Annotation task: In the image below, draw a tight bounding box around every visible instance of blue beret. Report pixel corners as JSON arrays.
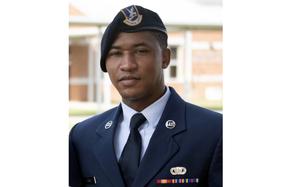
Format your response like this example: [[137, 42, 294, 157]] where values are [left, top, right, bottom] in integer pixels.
[[100, 5, 168, 72]]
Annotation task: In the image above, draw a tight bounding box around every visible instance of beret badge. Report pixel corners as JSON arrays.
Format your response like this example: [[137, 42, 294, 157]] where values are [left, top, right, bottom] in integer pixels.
[[121, 5, 143, 26]]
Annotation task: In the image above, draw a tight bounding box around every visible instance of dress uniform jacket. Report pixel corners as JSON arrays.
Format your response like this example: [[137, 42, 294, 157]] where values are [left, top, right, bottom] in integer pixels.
[[69, 87, 222, 187]]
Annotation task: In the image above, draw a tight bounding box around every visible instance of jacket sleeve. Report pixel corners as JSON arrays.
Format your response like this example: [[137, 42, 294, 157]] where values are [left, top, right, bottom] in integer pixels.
[[208, 136, 223, 187], [69, 125, 84, 187]]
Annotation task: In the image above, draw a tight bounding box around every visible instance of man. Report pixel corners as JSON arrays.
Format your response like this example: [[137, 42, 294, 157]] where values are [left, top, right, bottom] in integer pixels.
[[69, 5, 222, 187]]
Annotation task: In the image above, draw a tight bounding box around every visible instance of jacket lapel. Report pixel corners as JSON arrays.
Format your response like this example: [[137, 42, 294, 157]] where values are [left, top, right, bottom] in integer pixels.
[[133, 88, 187, 187], [93, 105, 125, 187]]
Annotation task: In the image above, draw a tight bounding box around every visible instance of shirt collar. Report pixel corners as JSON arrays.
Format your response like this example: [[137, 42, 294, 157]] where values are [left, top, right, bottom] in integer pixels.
[[121, 86, 170, 129]]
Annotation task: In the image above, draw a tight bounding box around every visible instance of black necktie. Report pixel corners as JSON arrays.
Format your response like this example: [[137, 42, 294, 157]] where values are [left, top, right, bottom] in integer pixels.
[[119, 113, 146, 187]]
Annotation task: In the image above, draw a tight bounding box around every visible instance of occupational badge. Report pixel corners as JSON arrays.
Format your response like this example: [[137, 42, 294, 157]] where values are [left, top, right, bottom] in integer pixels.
[[170, 166, 187, 175]]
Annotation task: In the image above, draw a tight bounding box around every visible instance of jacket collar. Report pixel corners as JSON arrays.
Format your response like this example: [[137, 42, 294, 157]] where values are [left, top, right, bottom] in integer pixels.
[[93, 87, 187, 187], [133, 87, 187, 187], [93, 105, 125, 187]]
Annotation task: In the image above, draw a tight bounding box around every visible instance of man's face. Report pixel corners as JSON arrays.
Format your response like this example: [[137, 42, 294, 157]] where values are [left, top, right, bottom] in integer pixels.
[[106, 31, 170, 108]]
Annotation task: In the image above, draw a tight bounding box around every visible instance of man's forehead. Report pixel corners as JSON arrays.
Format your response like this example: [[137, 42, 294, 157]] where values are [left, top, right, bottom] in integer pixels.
[[112, 32, 155, 45], [110, 43, 149, 50]]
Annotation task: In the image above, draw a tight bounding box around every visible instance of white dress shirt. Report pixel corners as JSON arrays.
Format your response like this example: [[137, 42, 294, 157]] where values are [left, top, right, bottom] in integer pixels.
[[114, 87, 171, 161]]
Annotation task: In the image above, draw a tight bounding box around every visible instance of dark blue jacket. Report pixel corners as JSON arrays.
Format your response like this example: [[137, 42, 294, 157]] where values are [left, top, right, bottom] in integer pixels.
[[69, 87, 222, 187]]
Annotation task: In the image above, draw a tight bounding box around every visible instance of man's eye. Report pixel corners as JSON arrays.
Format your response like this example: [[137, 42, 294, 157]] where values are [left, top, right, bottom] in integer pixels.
[[108, 51, 122, 57], [136, 49, 149, 54]]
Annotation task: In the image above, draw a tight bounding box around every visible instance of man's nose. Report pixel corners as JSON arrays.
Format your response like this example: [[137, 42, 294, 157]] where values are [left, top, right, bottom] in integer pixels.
[[120, 53, 137, 71]]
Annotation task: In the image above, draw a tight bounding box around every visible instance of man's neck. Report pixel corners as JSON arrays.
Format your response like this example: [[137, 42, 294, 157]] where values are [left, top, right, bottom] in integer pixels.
[[122, 86, 167, 112]]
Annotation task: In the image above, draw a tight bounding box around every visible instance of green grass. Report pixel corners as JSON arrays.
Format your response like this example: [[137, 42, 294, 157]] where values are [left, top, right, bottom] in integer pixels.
[[191, 99, 223, 111], [69, 109, 97, 116], [205, 105, 223, 111]]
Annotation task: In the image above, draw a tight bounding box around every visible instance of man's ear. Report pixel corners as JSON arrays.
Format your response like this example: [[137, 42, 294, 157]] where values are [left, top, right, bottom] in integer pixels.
[[162, 48, 171, 69]]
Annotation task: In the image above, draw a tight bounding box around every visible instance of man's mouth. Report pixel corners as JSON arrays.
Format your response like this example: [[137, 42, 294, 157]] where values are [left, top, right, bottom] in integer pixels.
[[119, 75, 140, 86], [119, 75, 140, 81]]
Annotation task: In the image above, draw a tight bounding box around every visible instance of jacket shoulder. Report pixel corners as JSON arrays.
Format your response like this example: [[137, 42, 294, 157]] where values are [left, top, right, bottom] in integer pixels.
[[185, 102, 222, 135], [186, 102, 222, 122], [70, 106, 118, 138]]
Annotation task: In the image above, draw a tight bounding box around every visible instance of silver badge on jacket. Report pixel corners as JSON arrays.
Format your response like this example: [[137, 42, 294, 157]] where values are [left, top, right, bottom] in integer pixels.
[[170, 166, 187, 175]]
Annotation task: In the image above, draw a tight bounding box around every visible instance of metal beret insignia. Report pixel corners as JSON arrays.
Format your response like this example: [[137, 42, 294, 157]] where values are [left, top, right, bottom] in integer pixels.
[[121, 5, 143, 26]]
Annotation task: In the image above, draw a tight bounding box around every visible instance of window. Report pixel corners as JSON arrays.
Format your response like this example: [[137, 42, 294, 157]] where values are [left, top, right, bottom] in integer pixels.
[[170, 66, 177, 78], [169, 46, 178, 78]]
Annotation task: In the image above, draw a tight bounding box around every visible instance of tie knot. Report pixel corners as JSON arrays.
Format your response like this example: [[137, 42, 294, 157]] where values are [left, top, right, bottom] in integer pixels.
[[130, 113, 146, 130]]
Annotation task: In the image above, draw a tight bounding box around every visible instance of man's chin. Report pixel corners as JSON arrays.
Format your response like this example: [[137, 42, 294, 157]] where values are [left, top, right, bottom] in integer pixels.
[[120, 90, 142, 101], [121, 95, 141, 102]]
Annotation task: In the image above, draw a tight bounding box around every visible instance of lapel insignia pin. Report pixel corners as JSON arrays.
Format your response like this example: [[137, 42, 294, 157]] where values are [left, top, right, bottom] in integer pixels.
[[104, 121, 113, 129], [170, 166, 187, 175], [165, 120, 176, 129], [121, 5, 143, 26]]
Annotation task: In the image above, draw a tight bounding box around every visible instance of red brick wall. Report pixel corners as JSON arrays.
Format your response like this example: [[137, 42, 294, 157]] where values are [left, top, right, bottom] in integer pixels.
[[69, 85, 87, 101], [69, 45, 88, 77], [69, 45, 88, 101], [192, 30, 222, 42]]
